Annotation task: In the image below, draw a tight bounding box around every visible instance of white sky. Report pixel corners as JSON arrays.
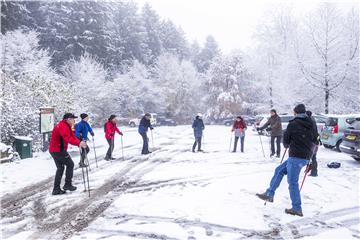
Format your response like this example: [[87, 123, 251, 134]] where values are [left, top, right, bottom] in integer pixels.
[[135, 0, 358, 53]]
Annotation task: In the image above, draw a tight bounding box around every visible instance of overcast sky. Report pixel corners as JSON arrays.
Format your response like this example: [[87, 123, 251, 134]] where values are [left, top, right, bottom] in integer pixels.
[[135, 0, 358, 53]]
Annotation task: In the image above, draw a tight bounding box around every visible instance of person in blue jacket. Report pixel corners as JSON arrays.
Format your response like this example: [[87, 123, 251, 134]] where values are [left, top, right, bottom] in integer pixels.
[[192, 113, 205, 152], [75, 113, 94, 167], [138, 113, 154, 155]]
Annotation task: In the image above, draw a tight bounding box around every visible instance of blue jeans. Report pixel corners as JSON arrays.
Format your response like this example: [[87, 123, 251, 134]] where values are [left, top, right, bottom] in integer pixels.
[[266, 157, 309, 211]]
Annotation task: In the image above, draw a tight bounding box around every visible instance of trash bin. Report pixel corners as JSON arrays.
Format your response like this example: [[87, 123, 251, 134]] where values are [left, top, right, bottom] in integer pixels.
[[14, 136, 33, 159]]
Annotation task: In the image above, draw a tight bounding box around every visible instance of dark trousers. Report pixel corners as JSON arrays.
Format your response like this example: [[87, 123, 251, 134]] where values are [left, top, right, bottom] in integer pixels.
[[234, 136, 245, 152], [106, 138, 114, 159], [51, 151, 74, 190], [80, 146, 90, 163], [140, 132, 149, 154], [310, 145, 318, 176], [192, 137, 202, 151], [271, 136, 281, 156]]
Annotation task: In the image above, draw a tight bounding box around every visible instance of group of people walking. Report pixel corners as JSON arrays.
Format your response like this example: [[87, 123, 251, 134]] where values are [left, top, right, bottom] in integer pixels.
[[49, 112, 153, 195], [48, 103, 320, 217]]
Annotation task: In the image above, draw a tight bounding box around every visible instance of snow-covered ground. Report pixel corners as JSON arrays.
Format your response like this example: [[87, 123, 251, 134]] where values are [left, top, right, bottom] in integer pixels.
[[1, 125, 359, 240]]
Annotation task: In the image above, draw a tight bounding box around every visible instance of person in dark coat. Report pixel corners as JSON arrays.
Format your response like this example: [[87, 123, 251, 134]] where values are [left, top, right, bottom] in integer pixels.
[[306, 110, 320, 177], [75, 113, 94, 167], [231, 116, 247, 152], [49, 113, 87, 195], [256, 104, 318, 217], [104, 115, 123, 160], [257, 109, 282, 158], [138, 113, 154, 155], [192, 113, 205, 152]]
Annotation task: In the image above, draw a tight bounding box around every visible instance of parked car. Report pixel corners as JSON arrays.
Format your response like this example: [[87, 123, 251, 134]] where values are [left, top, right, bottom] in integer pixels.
[[313, 114, 327, 133], [129, 113, 157, 127], [339, 118, 360, 161], [157, 116, 177, 126], [321, 114, 360, 152]]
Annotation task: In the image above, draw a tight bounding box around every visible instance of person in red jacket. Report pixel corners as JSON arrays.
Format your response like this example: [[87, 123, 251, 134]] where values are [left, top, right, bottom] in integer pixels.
[[231, 116, 247, 152], [49, 113, 87, 195], [104, 115, 123, 160]]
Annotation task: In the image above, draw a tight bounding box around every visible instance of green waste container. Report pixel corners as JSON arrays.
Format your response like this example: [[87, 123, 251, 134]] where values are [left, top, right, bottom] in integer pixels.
[[14, 136, 33, 159]]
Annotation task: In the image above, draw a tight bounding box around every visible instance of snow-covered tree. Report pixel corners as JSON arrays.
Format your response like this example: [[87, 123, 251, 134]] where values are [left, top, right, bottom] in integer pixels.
[[204, 51, 264, 119], [1, 30, 74, 147], [296, 3, 359, 113]]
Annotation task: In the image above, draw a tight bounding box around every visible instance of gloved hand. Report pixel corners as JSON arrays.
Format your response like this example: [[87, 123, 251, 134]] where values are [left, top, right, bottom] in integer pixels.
[[256, 127, 260, 131], [90, 132, 95, 137], [119, 132, 124, 136], [305, 163, 313, 173], [231, 128, 234, 132], [80, 141, 87, 148], [266, 127, 272, 132], [150, 127, 154, 130]]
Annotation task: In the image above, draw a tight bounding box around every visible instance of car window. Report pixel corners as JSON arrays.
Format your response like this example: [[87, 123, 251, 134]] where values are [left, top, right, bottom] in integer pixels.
[[348, 119, 360, 130], [325, 117, 338, 126], [280, 116, 293, 122], [314, 116, 326, 123]]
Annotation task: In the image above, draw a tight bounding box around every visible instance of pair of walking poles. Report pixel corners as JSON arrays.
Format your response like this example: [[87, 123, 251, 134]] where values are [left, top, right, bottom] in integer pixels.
[[79, 136, 99, 197], [258, 133, 311, 206]]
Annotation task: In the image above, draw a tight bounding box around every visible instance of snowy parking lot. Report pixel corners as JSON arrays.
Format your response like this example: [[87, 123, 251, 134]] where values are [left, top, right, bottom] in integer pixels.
[[1, 125, 359, 240]]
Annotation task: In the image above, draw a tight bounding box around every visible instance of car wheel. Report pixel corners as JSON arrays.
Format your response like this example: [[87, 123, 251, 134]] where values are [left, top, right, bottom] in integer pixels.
[[335, 140, 342, 152], [323, 144, 334, 149], [130, 122, 136, 127]]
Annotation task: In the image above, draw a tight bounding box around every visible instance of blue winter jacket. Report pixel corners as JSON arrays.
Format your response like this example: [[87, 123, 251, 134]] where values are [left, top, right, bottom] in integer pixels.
[[192, 118, 205, 138], [75, 120, 94, 141], [138, 116, 153, 134]]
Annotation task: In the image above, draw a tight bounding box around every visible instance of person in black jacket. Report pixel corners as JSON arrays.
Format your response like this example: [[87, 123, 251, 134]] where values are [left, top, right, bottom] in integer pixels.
[[256, 104, 317, 217], [306, 110, 320, 177]]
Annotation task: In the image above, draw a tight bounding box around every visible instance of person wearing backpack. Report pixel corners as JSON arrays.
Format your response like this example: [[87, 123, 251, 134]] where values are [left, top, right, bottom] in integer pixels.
[[231, 116, 247, 153], [75, 113, 94, 167], [104, 115, 123, 160], [256, 104, 318, 217]]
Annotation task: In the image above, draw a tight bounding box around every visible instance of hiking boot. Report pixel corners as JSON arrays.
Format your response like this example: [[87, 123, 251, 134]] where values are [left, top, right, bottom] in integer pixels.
[[285, 208, 303, 217], [192, 149, 196, 153], [52, 189, 66, 195], [256, 192, 273, 203], [104, 157, 110, 161], [309, 173, 318, 177], [270, 153, 275, 158], [110, 157, 116, 160], [79, 161, 88, 168], [198, 149, 204, 152], [276, 154, 280, 158], [232, 150, 236, 153], [63, 185, 77, 191]]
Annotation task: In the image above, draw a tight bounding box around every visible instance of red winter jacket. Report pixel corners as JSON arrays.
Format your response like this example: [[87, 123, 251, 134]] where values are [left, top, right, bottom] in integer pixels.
[[232, 120, 247, 130], [105, 121, 122, 140], [49, 120, 80, 153]]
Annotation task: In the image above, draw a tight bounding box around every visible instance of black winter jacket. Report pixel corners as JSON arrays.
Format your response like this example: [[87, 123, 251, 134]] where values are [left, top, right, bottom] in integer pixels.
[[283, 114, 318, 160]]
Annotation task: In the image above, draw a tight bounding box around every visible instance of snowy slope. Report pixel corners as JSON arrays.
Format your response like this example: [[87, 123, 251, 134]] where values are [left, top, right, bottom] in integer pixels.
[[1, 125, 359, 240]]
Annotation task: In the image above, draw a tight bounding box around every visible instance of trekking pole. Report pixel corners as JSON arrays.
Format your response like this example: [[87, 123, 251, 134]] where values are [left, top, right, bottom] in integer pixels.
[[151, 129, 155, 149], [79, 148, 87, 192], [229, 133, 233, 152], [92, 137, 98, 168], [300, 164, 311, 192], [84, 148, 91, 197], [280, 148, 288, 164], [258, 133, 265, 158], [121, 135, 125, 160]]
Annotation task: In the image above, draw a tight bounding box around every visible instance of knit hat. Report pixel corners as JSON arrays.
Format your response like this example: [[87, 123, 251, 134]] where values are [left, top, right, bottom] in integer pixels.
[[108, 114, 117, 121], [63, 113, 78, 119], [294, 104, 306, 114], [80, 113, 88, 119]]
